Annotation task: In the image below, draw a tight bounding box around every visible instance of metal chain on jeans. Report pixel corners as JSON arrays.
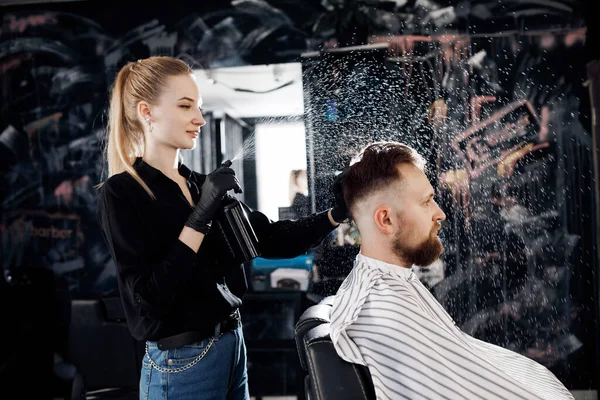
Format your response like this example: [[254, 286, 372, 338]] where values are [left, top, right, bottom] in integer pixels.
[[145, 336, 215, 373]]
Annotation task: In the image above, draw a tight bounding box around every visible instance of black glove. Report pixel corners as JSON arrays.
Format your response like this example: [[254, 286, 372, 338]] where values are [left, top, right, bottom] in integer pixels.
[[330, 167, 351, 223], [185, 161, 243, 234]]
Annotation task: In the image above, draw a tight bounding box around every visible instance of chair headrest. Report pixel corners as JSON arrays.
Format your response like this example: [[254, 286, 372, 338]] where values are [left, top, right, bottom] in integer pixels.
[[303, 323, 331, 345], [295, 304, 332, 370], [321, 295, 336, 306], [304, 323, 376, 400]]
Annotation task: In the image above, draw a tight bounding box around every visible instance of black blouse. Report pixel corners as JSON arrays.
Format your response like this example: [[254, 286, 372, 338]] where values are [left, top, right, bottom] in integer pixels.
[[96, 158, 335, 341]]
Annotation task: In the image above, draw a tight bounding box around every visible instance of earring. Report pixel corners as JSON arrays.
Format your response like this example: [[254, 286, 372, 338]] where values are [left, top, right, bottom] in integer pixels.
[[145, 118, 154, 132]]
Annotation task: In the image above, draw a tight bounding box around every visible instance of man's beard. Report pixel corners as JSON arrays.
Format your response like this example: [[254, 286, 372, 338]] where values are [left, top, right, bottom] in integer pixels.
[[392, 226, 443, 267]]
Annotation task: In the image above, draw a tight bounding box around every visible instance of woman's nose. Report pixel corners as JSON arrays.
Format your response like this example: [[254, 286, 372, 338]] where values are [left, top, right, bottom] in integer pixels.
[[193, 114, 206, 127]]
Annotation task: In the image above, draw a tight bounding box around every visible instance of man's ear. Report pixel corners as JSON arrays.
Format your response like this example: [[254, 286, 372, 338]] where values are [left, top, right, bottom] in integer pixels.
[[373, 205, 394, 235]]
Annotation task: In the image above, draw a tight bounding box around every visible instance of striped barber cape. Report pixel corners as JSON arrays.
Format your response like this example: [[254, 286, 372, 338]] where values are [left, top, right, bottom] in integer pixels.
[[330, 253, 573, 400]]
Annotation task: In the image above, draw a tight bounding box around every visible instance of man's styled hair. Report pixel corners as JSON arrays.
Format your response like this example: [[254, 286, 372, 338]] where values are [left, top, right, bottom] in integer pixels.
[[342, 141, 425, 215]]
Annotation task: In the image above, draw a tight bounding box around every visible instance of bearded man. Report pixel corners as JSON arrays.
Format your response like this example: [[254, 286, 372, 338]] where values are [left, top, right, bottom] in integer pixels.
[[329, 141, 573, 400]]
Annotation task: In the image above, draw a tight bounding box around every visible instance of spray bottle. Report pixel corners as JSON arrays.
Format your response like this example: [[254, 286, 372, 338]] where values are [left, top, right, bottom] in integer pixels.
[[213, 160, 261, 264]]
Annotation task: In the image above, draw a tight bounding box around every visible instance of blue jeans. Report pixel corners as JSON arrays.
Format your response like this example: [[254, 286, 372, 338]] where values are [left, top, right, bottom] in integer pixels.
[[140, 327, 249, 400]]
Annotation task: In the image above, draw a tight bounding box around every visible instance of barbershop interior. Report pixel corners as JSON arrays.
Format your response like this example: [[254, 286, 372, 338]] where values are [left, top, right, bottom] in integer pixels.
[[1, 0, 599, 399]]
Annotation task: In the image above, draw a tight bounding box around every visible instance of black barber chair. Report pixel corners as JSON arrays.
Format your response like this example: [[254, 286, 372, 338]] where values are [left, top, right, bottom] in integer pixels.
[[294, 296, 376, 400], [67, 296, 142, 399]]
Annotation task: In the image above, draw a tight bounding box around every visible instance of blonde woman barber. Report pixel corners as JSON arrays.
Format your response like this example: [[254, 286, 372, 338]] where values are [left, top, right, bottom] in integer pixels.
[[96, 56, 348, 400]]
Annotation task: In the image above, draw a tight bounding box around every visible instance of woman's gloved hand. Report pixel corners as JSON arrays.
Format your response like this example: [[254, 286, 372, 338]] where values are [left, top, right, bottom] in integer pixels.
[[185, 161, 242, 234], [330, 167, 351, 223]]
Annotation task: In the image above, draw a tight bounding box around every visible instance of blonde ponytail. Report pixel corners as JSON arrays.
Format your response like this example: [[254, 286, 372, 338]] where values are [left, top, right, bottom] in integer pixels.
[[105, 65, 155, 198]]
